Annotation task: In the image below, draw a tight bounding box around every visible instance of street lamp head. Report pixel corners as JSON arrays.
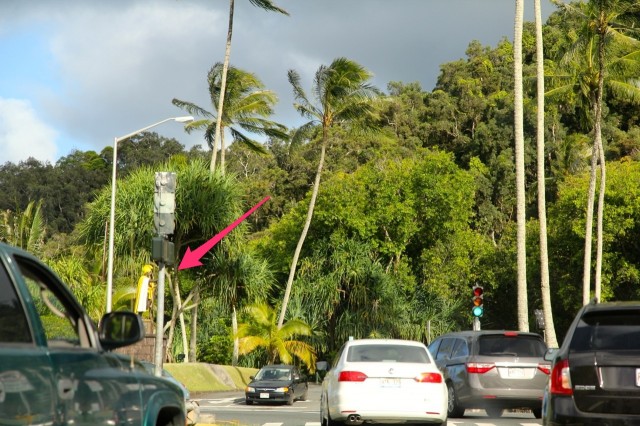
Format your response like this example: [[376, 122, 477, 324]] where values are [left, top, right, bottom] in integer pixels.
[[174, 116, 194, 123]]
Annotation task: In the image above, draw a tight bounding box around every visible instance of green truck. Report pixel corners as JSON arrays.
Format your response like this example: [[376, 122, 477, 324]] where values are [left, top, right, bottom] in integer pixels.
[[0, 242, 185, 426]]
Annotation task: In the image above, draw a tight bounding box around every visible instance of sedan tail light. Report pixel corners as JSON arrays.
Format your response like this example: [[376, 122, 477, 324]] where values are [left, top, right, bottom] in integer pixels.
[[415, 372, 443, 383], [466, 362, 495, 374], [549, 359, 573, 395], [338, 371, 368, 382], [537, 363, 551, 375]]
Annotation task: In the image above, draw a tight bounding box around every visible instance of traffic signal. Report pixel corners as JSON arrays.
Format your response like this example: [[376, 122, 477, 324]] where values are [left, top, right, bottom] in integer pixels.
[[472, 284, 484, 317], [154, 172, 176, 236]]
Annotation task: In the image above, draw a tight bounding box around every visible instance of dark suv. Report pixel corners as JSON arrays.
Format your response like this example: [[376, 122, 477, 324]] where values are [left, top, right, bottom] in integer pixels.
[[429, 330, 549, 418], [0, 242, 185, 425], [543, 301, 640, 425]]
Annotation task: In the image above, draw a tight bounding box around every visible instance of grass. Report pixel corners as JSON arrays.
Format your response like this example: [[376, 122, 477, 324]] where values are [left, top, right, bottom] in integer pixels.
[[164, 363, 258, 393]]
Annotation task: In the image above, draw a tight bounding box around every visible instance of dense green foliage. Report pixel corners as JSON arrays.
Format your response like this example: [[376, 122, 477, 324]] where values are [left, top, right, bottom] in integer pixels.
[[2, 3, 640, 364]]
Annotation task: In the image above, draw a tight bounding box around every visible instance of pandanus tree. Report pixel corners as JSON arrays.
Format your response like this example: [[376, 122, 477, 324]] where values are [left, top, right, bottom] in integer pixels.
[[203, 245, 273, 366], [278, 58, 379, 328]]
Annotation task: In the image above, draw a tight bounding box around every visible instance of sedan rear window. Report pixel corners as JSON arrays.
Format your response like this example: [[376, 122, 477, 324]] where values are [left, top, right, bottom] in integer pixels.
[[570, 311, 640, 351], [478, 335, 546, 357], [347, 344, 431, 363]]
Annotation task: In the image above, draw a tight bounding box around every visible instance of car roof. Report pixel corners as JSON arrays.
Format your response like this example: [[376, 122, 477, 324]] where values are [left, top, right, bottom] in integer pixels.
[[433, 330, 544, 339], [344, 338, 426, 347], [261, 364, 295, 369], [582, 301, 640, 312]]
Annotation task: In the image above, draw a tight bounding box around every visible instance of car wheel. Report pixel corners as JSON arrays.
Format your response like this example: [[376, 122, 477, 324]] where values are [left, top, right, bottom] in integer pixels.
[[321, 395, 340, 426], [446, 382, 465, 418], [299, 387, 308, 401], [286, 393, 294, 405], [532, 407, 542, 419], [245, 399, 253, 405], [326, 412, 340, 426], [485, 407, 503, 418]]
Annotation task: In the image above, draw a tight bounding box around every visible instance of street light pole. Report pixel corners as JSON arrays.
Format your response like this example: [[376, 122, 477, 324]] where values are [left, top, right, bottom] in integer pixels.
[[105, 116, 193, 313]]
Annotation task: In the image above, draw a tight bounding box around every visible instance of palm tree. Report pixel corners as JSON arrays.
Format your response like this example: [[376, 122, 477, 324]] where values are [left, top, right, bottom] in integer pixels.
[[0, 200, 46, 253], [278, 58, 379, 328], [237, 303, 316, 370], [211, 0, 289, 173], [534, 0, 558, 347], [514, 0, 529, 332], [548, 0, 640, 303], [204, 246, 273, 366], [173, 63, 287, 173]]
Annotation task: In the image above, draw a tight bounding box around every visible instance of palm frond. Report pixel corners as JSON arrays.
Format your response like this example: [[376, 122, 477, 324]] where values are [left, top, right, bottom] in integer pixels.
[[228, 127, 268, 154], [248, 0, 289, 15], [171, 98, 213, 118]]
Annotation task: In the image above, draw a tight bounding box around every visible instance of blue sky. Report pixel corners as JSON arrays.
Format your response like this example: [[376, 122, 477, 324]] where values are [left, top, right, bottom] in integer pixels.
[[0, 0, 557, 165]]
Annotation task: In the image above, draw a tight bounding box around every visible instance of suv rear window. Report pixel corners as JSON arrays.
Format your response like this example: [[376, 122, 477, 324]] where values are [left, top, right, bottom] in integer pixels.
[[570, 310, 640, 351], [347, 344, 431, 363], [478, 335, 546, 357]]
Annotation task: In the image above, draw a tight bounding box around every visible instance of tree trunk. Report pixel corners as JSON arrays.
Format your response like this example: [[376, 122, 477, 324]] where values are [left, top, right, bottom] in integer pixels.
[[211, 0, 234, 173], [594, 31, 607, 302], [278, 126, 328, 328], [514, 0, 529, 332], [189, 286, 199, 362], [165, 272, 189, 362], [166, 272, 178, 362], [582, 100, 599, 305], [232, 305, 239, 366], [534, 0, 558, 347], [220, 128, 226, 174]]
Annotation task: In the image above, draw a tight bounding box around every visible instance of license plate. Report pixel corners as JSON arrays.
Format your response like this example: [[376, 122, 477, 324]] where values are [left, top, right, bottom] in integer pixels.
[[260, 392, 270, 398], [636, 369, 640, 386], [381, 378, 400, 388], [508, 368, 525, 378]]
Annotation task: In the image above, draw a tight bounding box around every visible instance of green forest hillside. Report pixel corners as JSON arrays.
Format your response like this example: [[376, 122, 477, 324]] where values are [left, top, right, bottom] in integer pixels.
[[1, 3, 640, 368]]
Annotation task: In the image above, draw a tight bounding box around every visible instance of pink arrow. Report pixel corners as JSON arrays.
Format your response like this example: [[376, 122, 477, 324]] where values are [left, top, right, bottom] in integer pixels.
[[178, 196, 270, 270]]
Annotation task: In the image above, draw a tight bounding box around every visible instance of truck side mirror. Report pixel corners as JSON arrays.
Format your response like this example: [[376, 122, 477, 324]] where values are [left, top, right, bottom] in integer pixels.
[[99, 311, 144, 350]]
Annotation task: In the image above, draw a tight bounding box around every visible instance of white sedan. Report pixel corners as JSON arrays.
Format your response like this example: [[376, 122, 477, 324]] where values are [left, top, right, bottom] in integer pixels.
[[320, 338, 448, 425]]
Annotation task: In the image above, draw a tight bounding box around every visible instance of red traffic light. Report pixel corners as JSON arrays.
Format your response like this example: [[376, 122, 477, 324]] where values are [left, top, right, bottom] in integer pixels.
[[473, 285, 484, 297]]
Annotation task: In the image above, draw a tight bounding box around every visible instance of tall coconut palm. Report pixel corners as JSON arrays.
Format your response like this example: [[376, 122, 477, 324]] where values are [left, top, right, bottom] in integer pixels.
[[514, 0, 529, 332], [535, 0, 558, 347], [237, 303, 316, 370], [278, 58, 379, 328], [210, 0, 289, 173], [549, 0, 640, 303], [173, 63, 288, 173]]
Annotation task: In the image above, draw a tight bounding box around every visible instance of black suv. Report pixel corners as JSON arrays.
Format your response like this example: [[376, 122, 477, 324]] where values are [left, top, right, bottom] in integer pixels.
[[543, 301, 640, 425], [429, 330, 549, 418]]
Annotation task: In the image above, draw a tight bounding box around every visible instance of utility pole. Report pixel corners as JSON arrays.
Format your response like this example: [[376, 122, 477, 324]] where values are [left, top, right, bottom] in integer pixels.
[[152, 172, 176, 377]]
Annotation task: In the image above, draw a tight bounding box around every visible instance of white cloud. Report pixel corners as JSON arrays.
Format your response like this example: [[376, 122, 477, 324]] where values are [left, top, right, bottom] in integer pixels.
[[0, 98, 58, 164], [38, 2, 223, 151], [1, 0, 559, 163]]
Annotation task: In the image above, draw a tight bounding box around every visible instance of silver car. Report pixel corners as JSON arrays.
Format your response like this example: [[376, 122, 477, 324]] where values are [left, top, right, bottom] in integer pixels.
[[428, 330, 550, 419]]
